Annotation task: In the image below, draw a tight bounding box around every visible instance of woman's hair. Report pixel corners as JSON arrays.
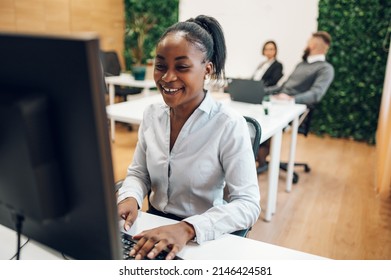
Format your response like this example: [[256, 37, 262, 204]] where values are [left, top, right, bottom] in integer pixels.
[[158, 15, 226, 81], [262, 40, 278, 56]]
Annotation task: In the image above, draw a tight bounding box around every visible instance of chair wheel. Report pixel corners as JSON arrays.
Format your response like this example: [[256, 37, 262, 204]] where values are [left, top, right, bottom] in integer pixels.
[[304, 165, 311, 172], [293, 173, 299, 184]]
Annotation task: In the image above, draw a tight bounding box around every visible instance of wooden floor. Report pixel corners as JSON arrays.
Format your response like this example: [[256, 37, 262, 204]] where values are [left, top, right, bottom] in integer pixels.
[[110, 122, 391, 260]]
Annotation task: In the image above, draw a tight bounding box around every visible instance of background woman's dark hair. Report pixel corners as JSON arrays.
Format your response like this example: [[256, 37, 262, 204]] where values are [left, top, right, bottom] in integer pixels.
[[158, 15, 226, 81], [262, 40, 278, 56]]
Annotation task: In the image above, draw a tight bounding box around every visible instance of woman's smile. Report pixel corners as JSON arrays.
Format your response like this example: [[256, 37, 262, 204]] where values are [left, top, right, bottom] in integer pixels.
[[161, 85, 183, 96]]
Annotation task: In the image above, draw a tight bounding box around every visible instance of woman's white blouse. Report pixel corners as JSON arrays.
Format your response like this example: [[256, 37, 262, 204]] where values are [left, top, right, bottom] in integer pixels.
[[117, 92, 261, 244]]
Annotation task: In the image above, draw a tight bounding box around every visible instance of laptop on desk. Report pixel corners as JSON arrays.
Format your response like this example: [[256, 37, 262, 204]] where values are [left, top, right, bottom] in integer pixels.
[[227, 78, 267, 104]]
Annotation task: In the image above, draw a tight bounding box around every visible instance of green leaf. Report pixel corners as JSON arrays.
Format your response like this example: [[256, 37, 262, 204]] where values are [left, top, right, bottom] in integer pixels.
[[314, 0, 390, 144]]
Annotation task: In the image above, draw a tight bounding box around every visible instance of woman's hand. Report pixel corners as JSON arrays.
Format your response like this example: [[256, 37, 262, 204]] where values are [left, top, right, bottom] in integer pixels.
[[117, 197, 139, 231], [130, 221, 195, 260]]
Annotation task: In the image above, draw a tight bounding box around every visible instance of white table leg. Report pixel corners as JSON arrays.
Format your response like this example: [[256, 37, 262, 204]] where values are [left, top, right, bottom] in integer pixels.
[[109, 83, 115, 142], [286, 116, 299, 192], [264, 130, 282, 222], [142, 86, 150, 96], [109, 83, 115, 105]]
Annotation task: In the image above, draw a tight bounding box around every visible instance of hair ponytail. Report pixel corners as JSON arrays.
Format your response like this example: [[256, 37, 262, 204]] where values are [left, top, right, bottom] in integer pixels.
[[158, 15, 227, 81]]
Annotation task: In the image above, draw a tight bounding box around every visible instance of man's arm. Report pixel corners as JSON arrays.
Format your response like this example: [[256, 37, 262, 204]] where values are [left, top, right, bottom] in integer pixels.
[[293, 64, 334, 105]]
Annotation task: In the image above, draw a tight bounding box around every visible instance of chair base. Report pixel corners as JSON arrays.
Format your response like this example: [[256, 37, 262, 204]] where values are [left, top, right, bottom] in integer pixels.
[[257, 161, 311, 184], [279, 162, 311, 184]]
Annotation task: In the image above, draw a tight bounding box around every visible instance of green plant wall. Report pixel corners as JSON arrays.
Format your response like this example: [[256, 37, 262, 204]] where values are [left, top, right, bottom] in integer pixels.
[[315, 0, 391, 144], [124, 0, 179, 68]]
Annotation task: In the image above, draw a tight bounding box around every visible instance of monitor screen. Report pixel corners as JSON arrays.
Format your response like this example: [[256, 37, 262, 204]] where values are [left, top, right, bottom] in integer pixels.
[[0, 32, 121, 259]]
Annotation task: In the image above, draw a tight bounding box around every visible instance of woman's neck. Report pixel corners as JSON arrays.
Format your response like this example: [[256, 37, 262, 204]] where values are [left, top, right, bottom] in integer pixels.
[[170, 90, 207, 121]]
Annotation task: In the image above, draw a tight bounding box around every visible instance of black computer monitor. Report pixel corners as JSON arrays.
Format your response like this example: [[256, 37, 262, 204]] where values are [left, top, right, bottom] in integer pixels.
[[0, 32, 121, 259]]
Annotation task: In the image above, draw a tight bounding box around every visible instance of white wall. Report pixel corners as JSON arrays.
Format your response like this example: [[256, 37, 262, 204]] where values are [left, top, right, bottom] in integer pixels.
[[179, 0, 319, 82]]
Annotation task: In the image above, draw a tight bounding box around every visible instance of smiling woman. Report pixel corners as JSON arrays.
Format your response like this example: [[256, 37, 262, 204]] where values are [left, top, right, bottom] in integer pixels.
[[154, 33, 213, 120], [116, 15, 261, 260]]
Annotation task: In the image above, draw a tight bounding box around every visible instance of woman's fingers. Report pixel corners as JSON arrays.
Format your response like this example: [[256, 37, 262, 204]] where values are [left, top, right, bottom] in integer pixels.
[[129, 223, 190, 259], [133, 237, 157, 260], [165, 244, 180, 260], [124, 215, 134, 231]]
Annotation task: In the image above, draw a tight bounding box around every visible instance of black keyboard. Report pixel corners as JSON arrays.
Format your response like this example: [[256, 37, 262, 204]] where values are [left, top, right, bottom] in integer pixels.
[[121, 232, 182, 260]]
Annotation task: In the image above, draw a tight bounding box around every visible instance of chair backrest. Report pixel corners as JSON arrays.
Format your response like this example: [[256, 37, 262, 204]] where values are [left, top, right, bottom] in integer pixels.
[[298, 105, 316, 137], [222, 116, 261, 238], [100, 50, 122, 77], [243, 116, 262, 159]]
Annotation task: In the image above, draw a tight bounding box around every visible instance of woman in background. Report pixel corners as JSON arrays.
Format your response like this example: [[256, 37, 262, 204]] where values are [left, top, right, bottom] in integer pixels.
[[252, 40, 283, 87]]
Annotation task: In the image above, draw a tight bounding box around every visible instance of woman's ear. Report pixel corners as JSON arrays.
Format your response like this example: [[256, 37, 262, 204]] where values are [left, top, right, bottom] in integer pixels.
[[205, 61, 213, 79]]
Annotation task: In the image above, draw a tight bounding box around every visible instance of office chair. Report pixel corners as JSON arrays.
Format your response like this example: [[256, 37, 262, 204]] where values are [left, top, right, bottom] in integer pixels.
[[114, 116, 262, 238], [100, 50, 142, 101], [243, 116, 262, 159], [279, 105, 315, 184], [230, 116, 261, 237]]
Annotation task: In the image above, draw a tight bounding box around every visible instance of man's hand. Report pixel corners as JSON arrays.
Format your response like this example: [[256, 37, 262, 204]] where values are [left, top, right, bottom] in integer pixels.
[[272, 93, 294, 101]]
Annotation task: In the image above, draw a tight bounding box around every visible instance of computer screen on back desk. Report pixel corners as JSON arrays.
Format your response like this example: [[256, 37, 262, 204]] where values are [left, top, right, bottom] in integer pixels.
[[0, 32, 121, 259]]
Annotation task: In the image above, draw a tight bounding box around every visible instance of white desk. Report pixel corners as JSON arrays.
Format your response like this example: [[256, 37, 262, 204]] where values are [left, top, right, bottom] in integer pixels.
[[105, 74, 156, 105], [105, 75, 156, 137], [107, 93, 306, 222], [0, 212, 324, 260], [0, 224, 66, 260]]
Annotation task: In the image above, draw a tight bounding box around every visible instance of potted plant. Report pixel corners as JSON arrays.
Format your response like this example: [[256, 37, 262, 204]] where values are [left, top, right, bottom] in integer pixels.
[[124, 0, 179, 80], [125, 12, 155, 80]]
